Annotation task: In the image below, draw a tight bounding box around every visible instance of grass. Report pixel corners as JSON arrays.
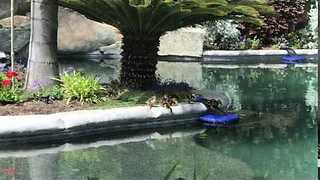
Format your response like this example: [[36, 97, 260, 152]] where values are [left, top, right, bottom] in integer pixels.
[[91, 90, 154, 109]]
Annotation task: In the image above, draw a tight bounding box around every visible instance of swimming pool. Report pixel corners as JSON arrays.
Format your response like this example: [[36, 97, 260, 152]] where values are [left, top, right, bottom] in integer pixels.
[[0, 60, 317, 180]]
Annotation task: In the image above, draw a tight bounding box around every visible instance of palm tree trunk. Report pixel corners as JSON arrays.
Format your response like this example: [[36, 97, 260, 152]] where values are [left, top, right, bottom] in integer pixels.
[[120, 35, 160, 89], [25, 0, 59, 91]]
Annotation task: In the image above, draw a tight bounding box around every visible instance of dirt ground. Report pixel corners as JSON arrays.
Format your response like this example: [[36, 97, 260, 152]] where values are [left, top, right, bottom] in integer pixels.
[[0, 101, 91, 116]]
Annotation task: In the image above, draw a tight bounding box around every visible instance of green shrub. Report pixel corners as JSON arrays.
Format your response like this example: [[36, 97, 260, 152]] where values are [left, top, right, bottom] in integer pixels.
[[55, 72, 104, 104], [32, 85, 63, 102], [202, 20, 242, 50], [238, 0, 310, 46], [250, 37, 262, 50], [238, 37, 262, 50], [0, 88, 23, 104]]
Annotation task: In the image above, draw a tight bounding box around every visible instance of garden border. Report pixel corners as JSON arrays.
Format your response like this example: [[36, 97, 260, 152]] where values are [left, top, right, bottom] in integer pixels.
[[0, 103, 207, 146]]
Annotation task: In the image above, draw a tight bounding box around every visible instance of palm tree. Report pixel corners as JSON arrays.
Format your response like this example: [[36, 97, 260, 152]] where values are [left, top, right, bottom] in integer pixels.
[[59, 0, 272, 90], [25, 0, 59, 90]]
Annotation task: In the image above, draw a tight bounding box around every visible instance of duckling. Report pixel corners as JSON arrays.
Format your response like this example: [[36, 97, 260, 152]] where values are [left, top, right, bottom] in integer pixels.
[[203, 98, 225, 114], [160, 95, 178, 113], [146, 96, 158, 109]]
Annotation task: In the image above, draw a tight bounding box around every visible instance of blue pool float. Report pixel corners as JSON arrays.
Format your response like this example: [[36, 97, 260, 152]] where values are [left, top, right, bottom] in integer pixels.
[[199, 113, 239, 126], [281, 55, 305, 64]]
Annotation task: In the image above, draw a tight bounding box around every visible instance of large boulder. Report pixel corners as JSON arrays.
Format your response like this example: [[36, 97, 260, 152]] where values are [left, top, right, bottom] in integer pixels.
[[0, 16, 30, 53], [0, 0, 30, 19], [0, 7, 122, 54], [57, 7, 122, 53]]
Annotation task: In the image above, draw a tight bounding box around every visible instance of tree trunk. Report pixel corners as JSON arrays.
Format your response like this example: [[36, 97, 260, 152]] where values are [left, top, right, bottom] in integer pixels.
[[120, 35, 160, 90], [25, 0, 59, 90]]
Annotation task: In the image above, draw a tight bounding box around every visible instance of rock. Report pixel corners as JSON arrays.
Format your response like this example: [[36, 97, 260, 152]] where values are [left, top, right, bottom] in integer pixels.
[[98, 41, 122, 55], [0, 15, 30, 28], [0, 24, 30, 53], [0, 52, 7, 59], [0, 0, 29, 19], [57, 7, 122, 53], [0, 8, 122, 55], [0, 63, 5, 72], [0, 0, 21, 20], [158, 27, 206, 57]]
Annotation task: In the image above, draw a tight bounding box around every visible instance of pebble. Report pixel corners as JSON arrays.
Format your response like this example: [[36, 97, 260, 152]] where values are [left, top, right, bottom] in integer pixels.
[[0, 51, 7, 59]]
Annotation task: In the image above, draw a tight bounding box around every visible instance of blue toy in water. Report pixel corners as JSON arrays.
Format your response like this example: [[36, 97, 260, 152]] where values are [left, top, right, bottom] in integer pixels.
[[280, 47, 305, 64], [199, 113, 239, 127], [281, 55, 305, 64]]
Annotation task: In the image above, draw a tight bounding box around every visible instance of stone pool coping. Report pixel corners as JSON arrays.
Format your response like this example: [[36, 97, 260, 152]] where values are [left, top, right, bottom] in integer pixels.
[[203, 49, 317, 56], [0, 103, 207, 145], [202, 49, 318, 62], [155, 49, 318, 62]]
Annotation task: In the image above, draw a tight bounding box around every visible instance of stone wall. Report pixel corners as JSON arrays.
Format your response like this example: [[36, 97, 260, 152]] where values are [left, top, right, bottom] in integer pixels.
[[158, 27, 206, 57]]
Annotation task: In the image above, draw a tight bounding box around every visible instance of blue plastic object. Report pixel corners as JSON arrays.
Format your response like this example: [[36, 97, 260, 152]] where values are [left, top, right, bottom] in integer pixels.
[[199, 113, 239, 125], [281, 55, 305, 64]]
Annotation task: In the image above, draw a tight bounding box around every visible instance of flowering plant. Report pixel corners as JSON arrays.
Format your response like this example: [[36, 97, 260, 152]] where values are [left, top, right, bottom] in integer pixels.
[[0, 70, 23, 104]]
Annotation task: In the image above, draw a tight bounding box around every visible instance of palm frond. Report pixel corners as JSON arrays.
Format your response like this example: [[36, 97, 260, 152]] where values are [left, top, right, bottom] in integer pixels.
[[59, 0, 273, 36]]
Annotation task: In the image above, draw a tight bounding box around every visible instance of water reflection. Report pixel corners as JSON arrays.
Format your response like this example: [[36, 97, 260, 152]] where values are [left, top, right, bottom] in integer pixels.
[[0, 61, 317, 180]]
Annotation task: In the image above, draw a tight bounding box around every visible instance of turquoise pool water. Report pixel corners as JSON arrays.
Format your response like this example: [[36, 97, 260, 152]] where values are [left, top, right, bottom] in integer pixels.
[[0, 61, 317, 180]]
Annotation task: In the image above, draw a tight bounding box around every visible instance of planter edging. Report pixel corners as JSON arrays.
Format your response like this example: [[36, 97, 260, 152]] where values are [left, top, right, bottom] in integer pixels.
[[0, 103, 207, 145]]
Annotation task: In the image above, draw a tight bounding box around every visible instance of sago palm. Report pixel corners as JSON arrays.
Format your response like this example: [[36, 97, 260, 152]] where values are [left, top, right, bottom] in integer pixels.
[[59, 0, 273, 89]]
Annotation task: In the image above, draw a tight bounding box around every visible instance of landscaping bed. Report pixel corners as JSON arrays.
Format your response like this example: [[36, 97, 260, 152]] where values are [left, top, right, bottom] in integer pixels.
[[0, 101, 90, 116]]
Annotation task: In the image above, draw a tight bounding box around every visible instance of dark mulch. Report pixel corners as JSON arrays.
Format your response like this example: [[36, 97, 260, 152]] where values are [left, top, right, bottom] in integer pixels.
[[0, 101, 91, 116]]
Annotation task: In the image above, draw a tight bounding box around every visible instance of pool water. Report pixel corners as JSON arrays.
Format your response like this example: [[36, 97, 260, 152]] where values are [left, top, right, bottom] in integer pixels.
[[0, 61, 317, 180]]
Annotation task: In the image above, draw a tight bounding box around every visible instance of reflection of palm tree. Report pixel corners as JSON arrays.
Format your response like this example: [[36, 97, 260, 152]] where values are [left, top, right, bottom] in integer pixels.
[[59, 0, 272, 89]]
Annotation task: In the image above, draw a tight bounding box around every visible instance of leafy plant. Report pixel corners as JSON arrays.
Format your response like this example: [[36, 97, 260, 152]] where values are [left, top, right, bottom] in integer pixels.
[[250, 36, 262, 49], [0, 71, 24, 104], [201, 20, 242, 50], [237, 36, 262, 50], [32, 85, 64, 103], [55, 72, 104, 104], [238, 0, 310, 46]]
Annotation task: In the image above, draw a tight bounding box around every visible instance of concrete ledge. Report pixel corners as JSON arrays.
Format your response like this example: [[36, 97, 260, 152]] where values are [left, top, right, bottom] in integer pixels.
[[203, 49, 318, 63], [158, 55, 202, 62], [203, 49, 318, 56], [0, 103, 207, 145]]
